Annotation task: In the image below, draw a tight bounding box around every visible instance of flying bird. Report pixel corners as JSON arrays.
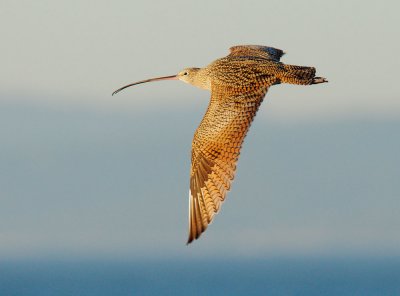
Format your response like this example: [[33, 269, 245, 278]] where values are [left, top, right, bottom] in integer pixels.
[[112, 45, 327, 244]]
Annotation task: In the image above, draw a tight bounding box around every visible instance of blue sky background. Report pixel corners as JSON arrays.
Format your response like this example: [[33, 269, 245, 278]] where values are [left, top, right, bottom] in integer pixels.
[[1, 0, 399, 260]]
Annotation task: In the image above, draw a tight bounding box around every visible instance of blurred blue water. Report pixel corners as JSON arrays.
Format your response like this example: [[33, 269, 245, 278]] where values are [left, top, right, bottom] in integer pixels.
[[1, 257, 399, 296]]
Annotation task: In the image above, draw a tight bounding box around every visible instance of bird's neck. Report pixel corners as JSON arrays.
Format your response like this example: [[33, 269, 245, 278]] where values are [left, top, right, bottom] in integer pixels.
[[191, 68, 211, 90]]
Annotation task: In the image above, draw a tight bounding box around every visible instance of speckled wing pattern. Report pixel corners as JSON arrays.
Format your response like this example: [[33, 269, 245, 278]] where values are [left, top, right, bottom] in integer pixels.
[[188, 85, 269, 243]]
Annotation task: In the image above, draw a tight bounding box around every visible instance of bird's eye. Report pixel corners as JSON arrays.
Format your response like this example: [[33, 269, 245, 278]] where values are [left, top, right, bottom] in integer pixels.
[[183, 72, 188, 76]]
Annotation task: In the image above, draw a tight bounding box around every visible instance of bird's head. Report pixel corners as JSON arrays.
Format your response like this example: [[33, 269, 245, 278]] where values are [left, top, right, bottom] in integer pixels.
[[176, 68, 201, 84], [177, 67, 210, 90]]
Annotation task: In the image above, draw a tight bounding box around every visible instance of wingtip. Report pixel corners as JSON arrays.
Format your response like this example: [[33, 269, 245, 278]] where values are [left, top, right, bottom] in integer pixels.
[[186, 234, 198, 245]]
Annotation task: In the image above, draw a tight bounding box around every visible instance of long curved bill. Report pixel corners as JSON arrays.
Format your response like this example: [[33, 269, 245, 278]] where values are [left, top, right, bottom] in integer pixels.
[[112, 75, 178, 96]]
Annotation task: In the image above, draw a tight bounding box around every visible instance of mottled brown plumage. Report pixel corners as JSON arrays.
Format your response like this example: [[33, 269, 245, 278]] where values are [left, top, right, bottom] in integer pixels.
[[112, 45, 327, 244]]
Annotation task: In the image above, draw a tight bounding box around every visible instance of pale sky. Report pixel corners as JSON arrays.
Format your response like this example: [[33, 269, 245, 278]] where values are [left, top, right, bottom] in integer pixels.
[[0, 0, 399, 259], [2, 0, 400, 119]]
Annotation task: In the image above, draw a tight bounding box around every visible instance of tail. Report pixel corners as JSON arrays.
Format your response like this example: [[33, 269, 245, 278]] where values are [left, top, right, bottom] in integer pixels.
[[279, 65, 328, 85]]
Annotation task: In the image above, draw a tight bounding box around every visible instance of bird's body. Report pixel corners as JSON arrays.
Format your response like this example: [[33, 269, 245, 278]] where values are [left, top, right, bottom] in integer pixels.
[[112, 45, 327, 244]]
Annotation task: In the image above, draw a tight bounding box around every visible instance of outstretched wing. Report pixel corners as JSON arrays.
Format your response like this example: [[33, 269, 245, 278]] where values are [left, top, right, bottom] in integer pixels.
[[188, 85, 269, 243], [229, 45, 285, 62]]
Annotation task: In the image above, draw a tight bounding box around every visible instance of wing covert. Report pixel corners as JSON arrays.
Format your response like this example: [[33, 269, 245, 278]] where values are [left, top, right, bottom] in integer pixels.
[[229, 45, 285, 61]]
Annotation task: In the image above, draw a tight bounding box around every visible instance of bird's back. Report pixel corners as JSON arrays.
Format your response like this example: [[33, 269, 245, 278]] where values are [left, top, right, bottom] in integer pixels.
[[207, 56, 284, 89]]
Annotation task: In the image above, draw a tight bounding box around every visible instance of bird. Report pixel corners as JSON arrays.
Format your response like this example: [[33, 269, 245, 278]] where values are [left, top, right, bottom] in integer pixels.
[[112, 45, 327, 244]]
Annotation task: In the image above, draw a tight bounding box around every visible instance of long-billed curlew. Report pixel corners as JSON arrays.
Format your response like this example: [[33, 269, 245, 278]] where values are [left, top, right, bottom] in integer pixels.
[[112, 45, 327, 244]]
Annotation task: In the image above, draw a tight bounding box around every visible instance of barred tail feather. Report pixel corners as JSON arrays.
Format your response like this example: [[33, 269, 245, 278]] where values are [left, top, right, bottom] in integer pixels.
[[280, 65, 327, 85]]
